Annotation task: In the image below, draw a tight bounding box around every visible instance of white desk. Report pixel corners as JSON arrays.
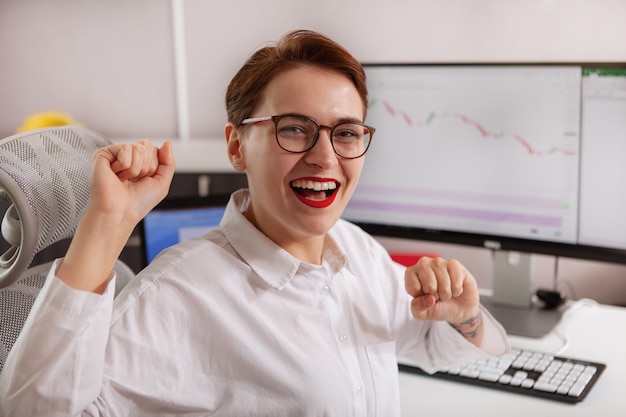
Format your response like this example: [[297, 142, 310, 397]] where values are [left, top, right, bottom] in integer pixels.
[[399, 302, 626, 417]]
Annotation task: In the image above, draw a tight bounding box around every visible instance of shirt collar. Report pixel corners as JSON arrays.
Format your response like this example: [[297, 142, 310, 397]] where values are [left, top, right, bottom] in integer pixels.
[[221, 189, 346, 290]]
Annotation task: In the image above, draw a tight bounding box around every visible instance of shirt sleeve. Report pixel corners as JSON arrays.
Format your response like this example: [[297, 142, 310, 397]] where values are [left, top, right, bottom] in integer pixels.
[[0, 259, 116, 417], [397, 304, 510, 374]]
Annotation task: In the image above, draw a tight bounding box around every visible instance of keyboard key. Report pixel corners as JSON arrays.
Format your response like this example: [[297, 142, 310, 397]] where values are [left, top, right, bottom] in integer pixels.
[[513, 370, 528, 380], [556, 385, 570, 395], [534, 381, 558, 392], [478, 370, 502, 382], [498, 374, 512, 384], [569, 382, 587, 397], [460, 369, 480, 379]]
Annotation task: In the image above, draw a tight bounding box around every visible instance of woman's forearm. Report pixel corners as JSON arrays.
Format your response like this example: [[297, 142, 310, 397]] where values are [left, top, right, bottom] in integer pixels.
[[56, 210, 136, 294]]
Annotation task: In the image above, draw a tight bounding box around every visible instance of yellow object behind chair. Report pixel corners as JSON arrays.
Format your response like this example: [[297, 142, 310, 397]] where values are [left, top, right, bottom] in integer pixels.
[[15, 111, 82, 133]]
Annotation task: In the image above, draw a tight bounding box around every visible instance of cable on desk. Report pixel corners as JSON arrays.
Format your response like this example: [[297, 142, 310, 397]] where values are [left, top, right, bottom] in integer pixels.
[[551, 298, 599, 355]]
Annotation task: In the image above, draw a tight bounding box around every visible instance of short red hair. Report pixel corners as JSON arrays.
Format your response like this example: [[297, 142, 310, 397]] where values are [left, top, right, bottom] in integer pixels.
[[225, 30, 368, 126]]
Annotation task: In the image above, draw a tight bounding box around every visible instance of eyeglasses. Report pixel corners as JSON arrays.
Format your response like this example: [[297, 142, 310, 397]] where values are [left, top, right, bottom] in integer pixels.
[[240, 113, 375, 159]]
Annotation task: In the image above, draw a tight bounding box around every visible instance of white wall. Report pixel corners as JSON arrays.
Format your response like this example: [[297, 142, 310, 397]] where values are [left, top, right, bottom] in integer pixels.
[[185, 0, 626, 139], [1, 0, 625, 304], [0, 0, 178, 139], [2, 0, 625, 139]]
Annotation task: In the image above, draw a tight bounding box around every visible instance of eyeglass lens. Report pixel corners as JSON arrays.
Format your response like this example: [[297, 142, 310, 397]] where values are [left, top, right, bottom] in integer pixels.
[[275, 115, 372, 158]]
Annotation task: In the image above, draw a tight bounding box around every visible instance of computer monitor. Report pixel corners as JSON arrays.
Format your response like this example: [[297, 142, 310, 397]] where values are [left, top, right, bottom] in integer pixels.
[[139, 194, 230, 266], [343, 63, 626, 337]]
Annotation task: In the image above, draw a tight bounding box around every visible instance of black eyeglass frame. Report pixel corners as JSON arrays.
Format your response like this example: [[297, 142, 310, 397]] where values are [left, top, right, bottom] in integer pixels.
[[240, 113, 375, 159]]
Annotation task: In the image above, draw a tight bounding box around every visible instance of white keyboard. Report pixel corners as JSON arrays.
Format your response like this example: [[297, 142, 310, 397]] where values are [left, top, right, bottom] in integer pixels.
[[399, 347, 606, 404]]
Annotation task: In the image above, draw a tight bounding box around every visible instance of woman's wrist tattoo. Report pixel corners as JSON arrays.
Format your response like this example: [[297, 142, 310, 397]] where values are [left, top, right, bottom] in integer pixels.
[[448, 310, 483, 339]]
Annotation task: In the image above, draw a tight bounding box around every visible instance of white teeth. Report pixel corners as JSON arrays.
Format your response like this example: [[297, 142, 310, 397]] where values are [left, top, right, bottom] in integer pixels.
[[291, 179, 337, 191]]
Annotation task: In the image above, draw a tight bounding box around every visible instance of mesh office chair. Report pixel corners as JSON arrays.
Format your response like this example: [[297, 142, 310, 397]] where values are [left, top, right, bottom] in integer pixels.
[[0, 126, 135, 373]]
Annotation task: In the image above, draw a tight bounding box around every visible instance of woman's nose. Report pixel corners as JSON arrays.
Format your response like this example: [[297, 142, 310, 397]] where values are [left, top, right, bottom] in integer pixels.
[[304, 128, 338, 167]]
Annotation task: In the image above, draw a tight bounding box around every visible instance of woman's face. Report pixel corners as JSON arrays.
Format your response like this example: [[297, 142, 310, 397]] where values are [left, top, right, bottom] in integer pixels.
[[226, 65, 366, 257]]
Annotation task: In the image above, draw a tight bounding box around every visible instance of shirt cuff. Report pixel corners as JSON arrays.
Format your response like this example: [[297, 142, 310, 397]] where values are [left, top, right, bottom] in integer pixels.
[[478, 304, 511, 357], [36, 258, 116, 319]]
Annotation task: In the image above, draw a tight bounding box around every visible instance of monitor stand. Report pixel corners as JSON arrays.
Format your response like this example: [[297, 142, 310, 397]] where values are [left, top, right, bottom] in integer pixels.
[[481, 251, 562, 338]]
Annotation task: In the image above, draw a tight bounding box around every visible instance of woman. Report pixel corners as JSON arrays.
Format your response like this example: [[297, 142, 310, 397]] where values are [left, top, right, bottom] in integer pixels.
[[0, 30, 508, 416]]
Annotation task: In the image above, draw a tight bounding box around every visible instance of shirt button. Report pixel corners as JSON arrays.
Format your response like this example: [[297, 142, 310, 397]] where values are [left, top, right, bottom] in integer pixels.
[[355, 385, 363, 396], [321, 285, 330, 295], [339, 334, 348, 342]]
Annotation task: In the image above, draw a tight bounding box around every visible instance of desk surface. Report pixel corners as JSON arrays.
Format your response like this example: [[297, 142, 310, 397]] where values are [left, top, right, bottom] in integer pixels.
[[399, 301, 626, 416]]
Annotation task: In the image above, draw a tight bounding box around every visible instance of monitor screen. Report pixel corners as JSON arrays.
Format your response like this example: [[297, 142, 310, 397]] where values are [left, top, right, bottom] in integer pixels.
[[343, 63, 626, 265], [139, 195, 230, 266]]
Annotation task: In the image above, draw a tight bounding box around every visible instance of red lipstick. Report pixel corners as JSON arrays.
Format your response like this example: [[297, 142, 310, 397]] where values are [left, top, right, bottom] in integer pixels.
[[290, 177, 340, 208]]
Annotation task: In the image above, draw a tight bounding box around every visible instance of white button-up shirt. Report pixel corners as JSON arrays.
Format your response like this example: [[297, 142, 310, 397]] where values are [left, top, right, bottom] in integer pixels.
[[0, 189, 508, 416]]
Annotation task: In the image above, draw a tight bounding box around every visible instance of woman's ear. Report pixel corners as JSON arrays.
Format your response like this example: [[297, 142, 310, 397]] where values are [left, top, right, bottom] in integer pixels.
[[225, 123, 246, 171]]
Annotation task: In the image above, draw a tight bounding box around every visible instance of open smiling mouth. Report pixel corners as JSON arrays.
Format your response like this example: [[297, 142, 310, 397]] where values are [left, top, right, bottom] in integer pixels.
[[290, 179, 339, 208]]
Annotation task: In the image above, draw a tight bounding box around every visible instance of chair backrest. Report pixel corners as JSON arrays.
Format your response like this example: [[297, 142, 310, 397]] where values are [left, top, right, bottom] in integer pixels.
[[0, 126, 136, 373], [0, 126, 111, 288]]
